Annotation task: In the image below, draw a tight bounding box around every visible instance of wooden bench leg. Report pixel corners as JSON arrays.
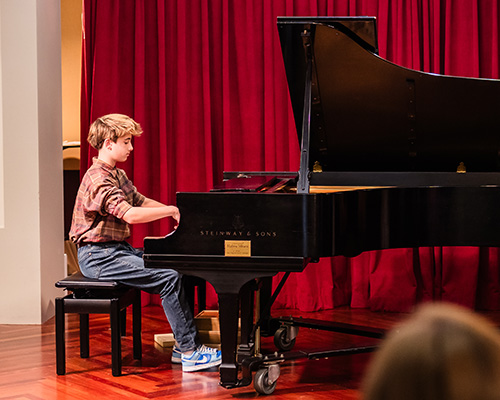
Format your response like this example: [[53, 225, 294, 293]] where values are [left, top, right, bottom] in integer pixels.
[[55, 297, 66, 375], [55, 286, 139, 376], [120, 309, 127, 336], [80, 313, 90, 358], [110, 299, 122, 376], [133, 289, 142, 360]]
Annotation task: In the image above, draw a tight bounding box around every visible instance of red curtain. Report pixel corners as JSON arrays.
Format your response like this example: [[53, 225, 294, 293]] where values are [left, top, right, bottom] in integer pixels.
[[81, 0, 500, 312]]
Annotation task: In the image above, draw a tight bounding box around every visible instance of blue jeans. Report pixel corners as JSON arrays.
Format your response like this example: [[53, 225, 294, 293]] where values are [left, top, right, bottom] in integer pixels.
[[77, 241, 198, 352]]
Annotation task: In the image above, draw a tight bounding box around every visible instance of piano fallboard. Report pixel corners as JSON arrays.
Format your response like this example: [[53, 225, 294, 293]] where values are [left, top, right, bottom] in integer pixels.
[[144, 185, 500, 261]]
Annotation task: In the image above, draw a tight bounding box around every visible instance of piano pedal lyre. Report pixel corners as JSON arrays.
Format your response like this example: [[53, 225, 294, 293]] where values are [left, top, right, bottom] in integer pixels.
[[254, 283, 261, 357]]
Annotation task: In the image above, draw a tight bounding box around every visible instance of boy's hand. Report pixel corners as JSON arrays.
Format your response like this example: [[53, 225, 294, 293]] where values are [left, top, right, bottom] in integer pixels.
[[168, 206, 181, 229], [122, 202, 181, 225]]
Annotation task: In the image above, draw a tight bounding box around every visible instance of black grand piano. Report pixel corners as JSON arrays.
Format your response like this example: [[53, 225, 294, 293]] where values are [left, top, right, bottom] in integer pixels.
[[144, 17, 500, 394]]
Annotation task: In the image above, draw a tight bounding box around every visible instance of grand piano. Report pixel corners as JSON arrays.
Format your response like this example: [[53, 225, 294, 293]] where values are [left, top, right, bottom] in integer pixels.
[[144, 17, 500, 394]]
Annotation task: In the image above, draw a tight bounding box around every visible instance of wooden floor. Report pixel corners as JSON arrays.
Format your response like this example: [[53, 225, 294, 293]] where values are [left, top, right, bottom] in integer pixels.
[[1, 305, 500, 400]]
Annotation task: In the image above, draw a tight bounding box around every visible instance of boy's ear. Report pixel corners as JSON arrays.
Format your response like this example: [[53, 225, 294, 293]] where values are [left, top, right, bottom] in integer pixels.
[[104, 138, 113, 150]]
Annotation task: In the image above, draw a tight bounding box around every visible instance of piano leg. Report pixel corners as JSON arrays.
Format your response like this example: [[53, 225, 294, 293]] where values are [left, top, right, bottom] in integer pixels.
[[218, 292, 242, 388], [238, 280, 256, 363], [258, 277, 273, 336], [218, 283, 265, 388]]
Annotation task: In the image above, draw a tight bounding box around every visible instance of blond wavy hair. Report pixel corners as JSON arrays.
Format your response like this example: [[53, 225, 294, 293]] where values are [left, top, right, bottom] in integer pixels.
[[87, 114, 143, 150]]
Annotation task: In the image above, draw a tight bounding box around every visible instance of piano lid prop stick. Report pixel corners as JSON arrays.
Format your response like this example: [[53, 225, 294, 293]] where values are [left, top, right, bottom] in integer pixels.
[[297, 28, 313, 194]]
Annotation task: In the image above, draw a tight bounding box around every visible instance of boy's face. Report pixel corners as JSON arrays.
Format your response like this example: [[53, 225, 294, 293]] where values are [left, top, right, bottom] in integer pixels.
[[108, 133, 133, 163]]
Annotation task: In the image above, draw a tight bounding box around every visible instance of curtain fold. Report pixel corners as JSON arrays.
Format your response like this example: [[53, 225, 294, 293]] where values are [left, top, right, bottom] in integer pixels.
[[81, 0, 500, 312]]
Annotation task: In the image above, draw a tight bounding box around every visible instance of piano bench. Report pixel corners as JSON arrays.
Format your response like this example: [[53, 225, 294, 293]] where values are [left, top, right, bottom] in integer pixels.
[[55, 272, 142, 376]]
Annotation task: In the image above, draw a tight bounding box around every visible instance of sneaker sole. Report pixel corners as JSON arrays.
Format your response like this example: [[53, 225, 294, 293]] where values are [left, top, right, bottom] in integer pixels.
[[182, 359, 222, 372]]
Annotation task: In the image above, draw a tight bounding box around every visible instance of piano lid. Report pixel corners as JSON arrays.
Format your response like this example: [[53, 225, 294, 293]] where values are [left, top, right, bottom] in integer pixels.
[[277, 17, 500, 173]]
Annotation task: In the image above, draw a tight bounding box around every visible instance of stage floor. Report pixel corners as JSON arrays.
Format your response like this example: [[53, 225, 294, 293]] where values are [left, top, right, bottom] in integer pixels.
[[2, 305, 500, 399]]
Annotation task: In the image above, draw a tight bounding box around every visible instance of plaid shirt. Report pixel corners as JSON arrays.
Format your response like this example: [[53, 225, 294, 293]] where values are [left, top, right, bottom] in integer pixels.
[[69, 158, 145, 244]]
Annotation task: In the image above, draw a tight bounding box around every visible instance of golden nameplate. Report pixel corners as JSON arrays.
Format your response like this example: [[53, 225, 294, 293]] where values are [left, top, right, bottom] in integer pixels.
[[225, 240, 251, 257]]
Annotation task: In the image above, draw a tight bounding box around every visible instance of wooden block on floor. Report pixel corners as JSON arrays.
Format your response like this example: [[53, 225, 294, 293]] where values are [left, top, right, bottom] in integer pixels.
[[154, 333, 175, 348], [195, 310, 241, 345], [198, 329, 241, 345], [194, 310, 220, 331], [194, 310, 241, 330], [198, 330, 220, 344], [156, 310, 241, 348]]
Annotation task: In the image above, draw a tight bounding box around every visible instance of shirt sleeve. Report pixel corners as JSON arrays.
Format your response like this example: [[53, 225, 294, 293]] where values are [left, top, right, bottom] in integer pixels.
[[104, 186, 133, 219], [132, 187, 146, 207], [102, 177, 146, 218], [119, 168, 146, 207], [82, 170, 146, 221], [81, 181, 128, 220]]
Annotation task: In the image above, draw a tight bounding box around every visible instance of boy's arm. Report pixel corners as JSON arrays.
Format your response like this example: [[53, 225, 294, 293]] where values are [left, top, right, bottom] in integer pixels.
[[122, 200, 180, 226], [141, 197, 168, 208]]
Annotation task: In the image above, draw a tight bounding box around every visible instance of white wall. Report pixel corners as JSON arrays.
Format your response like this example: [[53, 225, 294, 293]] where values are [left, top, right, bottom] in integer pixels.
[[0, 0, 64, 324], [0, 6, 4, 230]]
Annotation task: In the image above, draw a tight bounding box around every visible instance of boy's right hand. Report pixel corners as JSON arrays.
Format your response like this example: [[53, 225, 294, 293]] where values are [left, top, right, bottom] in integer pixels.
[[168, 206, 181, 229]]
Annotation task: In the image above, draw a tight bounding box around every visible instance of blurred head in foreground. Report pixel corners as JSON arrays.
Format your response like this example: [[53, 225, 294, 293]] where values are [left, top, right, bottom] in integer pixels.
[[362, 302, 500, 400]]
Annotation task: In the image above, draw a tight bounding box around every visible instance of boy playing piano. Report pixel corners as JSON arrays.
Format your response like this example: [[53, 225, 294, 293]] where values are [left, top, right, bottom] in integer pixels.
[[69, 113, 221, 372]]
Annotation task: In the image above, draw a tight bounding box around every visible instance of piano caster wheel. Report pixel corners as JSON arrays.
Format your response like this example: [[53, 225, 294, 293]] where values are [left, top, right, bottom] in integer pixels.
[[274, 326, 297, 351], [254, 365, 280, 395]]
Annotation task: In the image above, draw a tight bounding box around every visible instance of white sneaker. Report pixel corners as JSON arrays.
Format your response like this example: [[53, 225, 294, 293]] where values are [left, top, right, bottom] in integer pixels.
[[171, 345, 182, 364], [181, 344, 222, 372]]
